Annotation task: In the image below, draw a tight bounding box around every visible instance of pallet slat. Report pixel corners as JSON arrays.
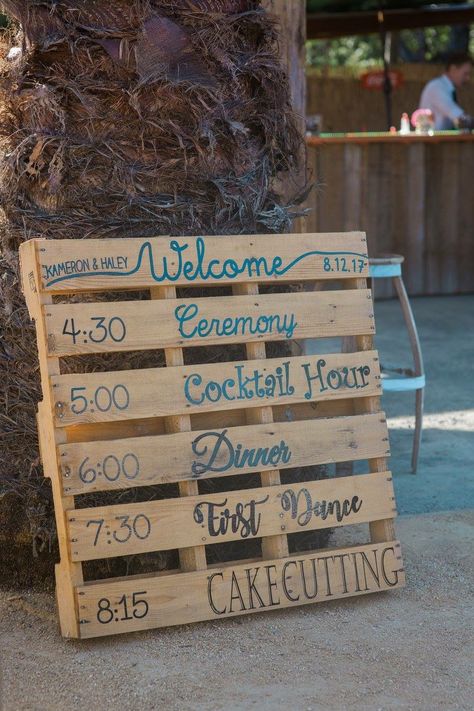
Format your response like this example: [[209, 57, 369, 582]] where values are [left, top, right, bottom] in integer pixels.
[[38, 232, 369, 293], [44, 290, 375, 356], [76, 541, 405, 638], [67, 472, 395, 561], [62, 399, 358, 446], [52, 351, 381, 427], [60, 413, 390, 495]]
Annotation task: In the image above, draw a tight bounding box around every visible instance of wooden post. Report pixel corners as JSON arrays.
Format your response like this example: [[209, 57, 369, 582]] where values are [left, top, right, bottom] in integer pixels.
[[20, 241, 83, 639], [263, 0, 307, 211], [262, 0, 307, 121], [233, 283, 289, 561], [151, 286, 207, 573]]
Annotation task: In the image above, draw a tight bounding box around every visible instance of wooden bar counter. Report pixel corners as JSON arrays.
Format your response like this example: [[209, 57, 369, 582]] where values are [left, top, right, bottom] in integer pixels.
[[305, 132, 474, 296]]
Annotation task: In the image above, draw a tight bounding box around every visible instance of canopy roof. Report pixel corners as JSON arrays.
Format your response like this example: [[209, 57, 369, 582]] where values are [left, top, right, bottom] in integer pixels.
[[308, 0, 467, 11], [307, 0, 436, 12], [307, 2, 474, 39]]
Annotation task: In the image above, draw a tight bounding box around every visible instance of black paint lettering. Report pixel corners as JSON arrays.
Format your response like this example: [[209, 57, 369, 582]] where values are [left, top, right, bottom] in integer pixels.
[[299, 559, 319, 600], [281, 490, 364, 527], [245, 568, 266, 610], [229, 572, 246, 613], [333, 554, 350, 594], [282, 561, 300, 602], [351, 553, 363, 592], [381, 547, 400, 587], [207, 573, 226, 615], [264, 565, 280, 607], [361, 551, 381, 590]]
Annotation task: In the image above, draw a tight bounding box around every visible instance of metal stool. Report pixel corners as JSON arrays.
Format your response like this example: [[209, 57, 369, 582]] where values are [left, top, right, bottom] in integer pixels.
[[370, 255, 425, 474]]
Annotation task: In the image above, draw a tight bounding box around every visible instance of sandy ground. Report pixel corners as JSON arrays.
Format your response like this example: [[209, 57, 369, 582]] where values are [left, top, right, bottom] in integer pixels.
[[1, 513, 473, 711], [1, 296, 473, 711]]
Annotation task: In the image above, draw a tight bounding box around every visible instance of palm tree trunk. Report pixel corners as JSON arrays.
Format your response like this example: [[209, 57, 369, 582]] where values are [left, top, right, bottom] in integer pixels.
[[0, 1, 310, 583]]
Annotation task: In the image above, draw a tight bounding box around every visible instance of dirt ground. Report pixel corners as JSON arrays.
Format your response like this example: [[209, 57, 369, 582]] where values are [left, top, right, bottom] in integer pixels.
[[1, 513, 473, 711], [1, 296, 473, 711]]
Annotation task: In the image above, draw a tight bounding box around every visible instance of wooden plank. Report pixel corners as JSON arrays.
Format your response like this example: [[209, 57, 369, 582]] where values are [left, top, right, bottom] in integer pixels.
[[76, 541, 405, 638], [60, 413, 390, 495], [150, 284, 207, 574], [19, 240, 83, 639], [62, 398, 357, 446], [52, 350, 382, 427], [44, 289, 376, 357], [67, 471, 395, 562], [37, 233, 369, 293]]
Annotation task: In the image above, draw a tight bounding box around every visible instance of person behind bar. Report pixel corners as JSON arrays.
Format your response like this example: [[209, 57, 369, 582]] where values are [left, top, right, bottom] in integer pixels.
[[419, 52, 473, 130]]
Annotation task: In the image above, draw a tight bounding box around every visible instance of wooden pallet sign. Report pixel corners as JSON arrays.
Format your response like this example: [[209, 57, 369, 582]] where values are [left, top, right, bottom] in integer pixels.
[[20, 232, 405, 639]]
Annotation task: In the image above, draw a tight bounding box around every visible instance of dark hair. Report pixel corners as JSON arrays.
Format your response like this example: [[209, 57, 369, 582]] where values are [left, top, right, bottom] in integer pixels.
[[446, 52, 473, 70]]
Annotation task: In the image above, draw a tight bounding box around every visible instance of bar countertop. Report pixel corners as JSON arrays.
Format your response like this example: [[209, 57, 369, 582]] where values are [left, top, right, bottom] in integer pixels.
[[306, 131, 474, 145]]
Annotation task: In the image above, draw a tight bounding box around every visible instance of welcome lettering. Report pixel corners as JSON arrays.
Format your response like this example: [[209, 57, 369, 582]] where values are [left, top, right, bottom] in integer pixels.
[[42, 237, 368, 287]]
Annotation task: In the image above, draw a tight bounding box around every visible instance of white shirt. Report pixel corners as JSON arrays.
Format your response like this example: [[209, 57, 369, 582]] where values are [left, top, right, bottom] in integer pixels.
[[419, 74, 464, 130]]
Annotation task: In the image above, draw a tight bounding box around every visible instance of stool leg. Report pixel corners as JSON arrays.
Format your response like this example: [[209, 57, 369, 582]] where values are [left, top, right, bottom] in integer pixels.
[[393, 276, 425, 474], [412, 388, 424, 474], [336, 335, 357, 478]]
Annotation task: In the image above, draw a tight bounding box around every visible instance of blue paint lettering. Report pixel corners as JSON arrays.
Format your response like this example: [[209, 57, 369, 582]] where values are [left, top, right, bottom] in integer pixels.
[[175, 304, 297, 341], [44, 237, 368, 288]]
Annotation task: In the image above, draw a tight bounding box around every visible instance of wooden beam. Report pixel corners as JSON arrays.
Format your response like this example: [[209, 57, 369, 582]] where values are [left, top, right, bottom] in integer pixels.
[[308, 7, 474, 40], [263, 0, 306, 120]]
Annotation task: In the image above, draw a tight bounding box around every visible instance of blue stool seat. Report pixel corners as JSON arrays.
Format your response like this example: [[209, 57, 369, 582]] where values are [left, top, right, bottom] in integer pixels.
[[382, 375, 426, 392]]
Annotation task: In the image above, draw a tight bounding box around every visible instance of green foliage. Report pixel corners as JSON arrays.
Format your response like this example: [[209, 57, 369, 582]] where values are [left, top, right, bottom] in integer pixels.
[[307, 35, 382, 69], [307, 26, 474, 68], [306, 0, 474, 67]]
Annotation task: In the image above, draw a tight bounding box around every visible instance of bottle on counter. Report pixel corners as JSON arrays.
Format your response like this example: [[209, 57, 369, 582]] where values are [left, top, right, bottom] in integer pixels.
[[400, 113, 411, 135]]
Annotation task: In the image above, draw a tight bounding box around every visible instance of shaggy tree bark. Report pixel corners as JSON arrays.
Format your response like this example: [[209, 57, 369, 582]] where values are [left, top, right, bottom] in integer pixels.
[[0, 1, 318, 584], [0, 0, 303, 243]]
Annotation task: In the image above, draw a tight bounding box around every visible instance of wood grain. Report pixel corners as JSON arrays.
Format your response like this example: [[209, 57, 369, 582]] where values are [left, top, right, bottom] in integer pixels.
[[45, 289, 376, 356], [38, 232, 368, 293], [51, 351, 382, 427], [60, 413, 390, 495], [76, 541, 405, 638], [67, 471, 395, 562]]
